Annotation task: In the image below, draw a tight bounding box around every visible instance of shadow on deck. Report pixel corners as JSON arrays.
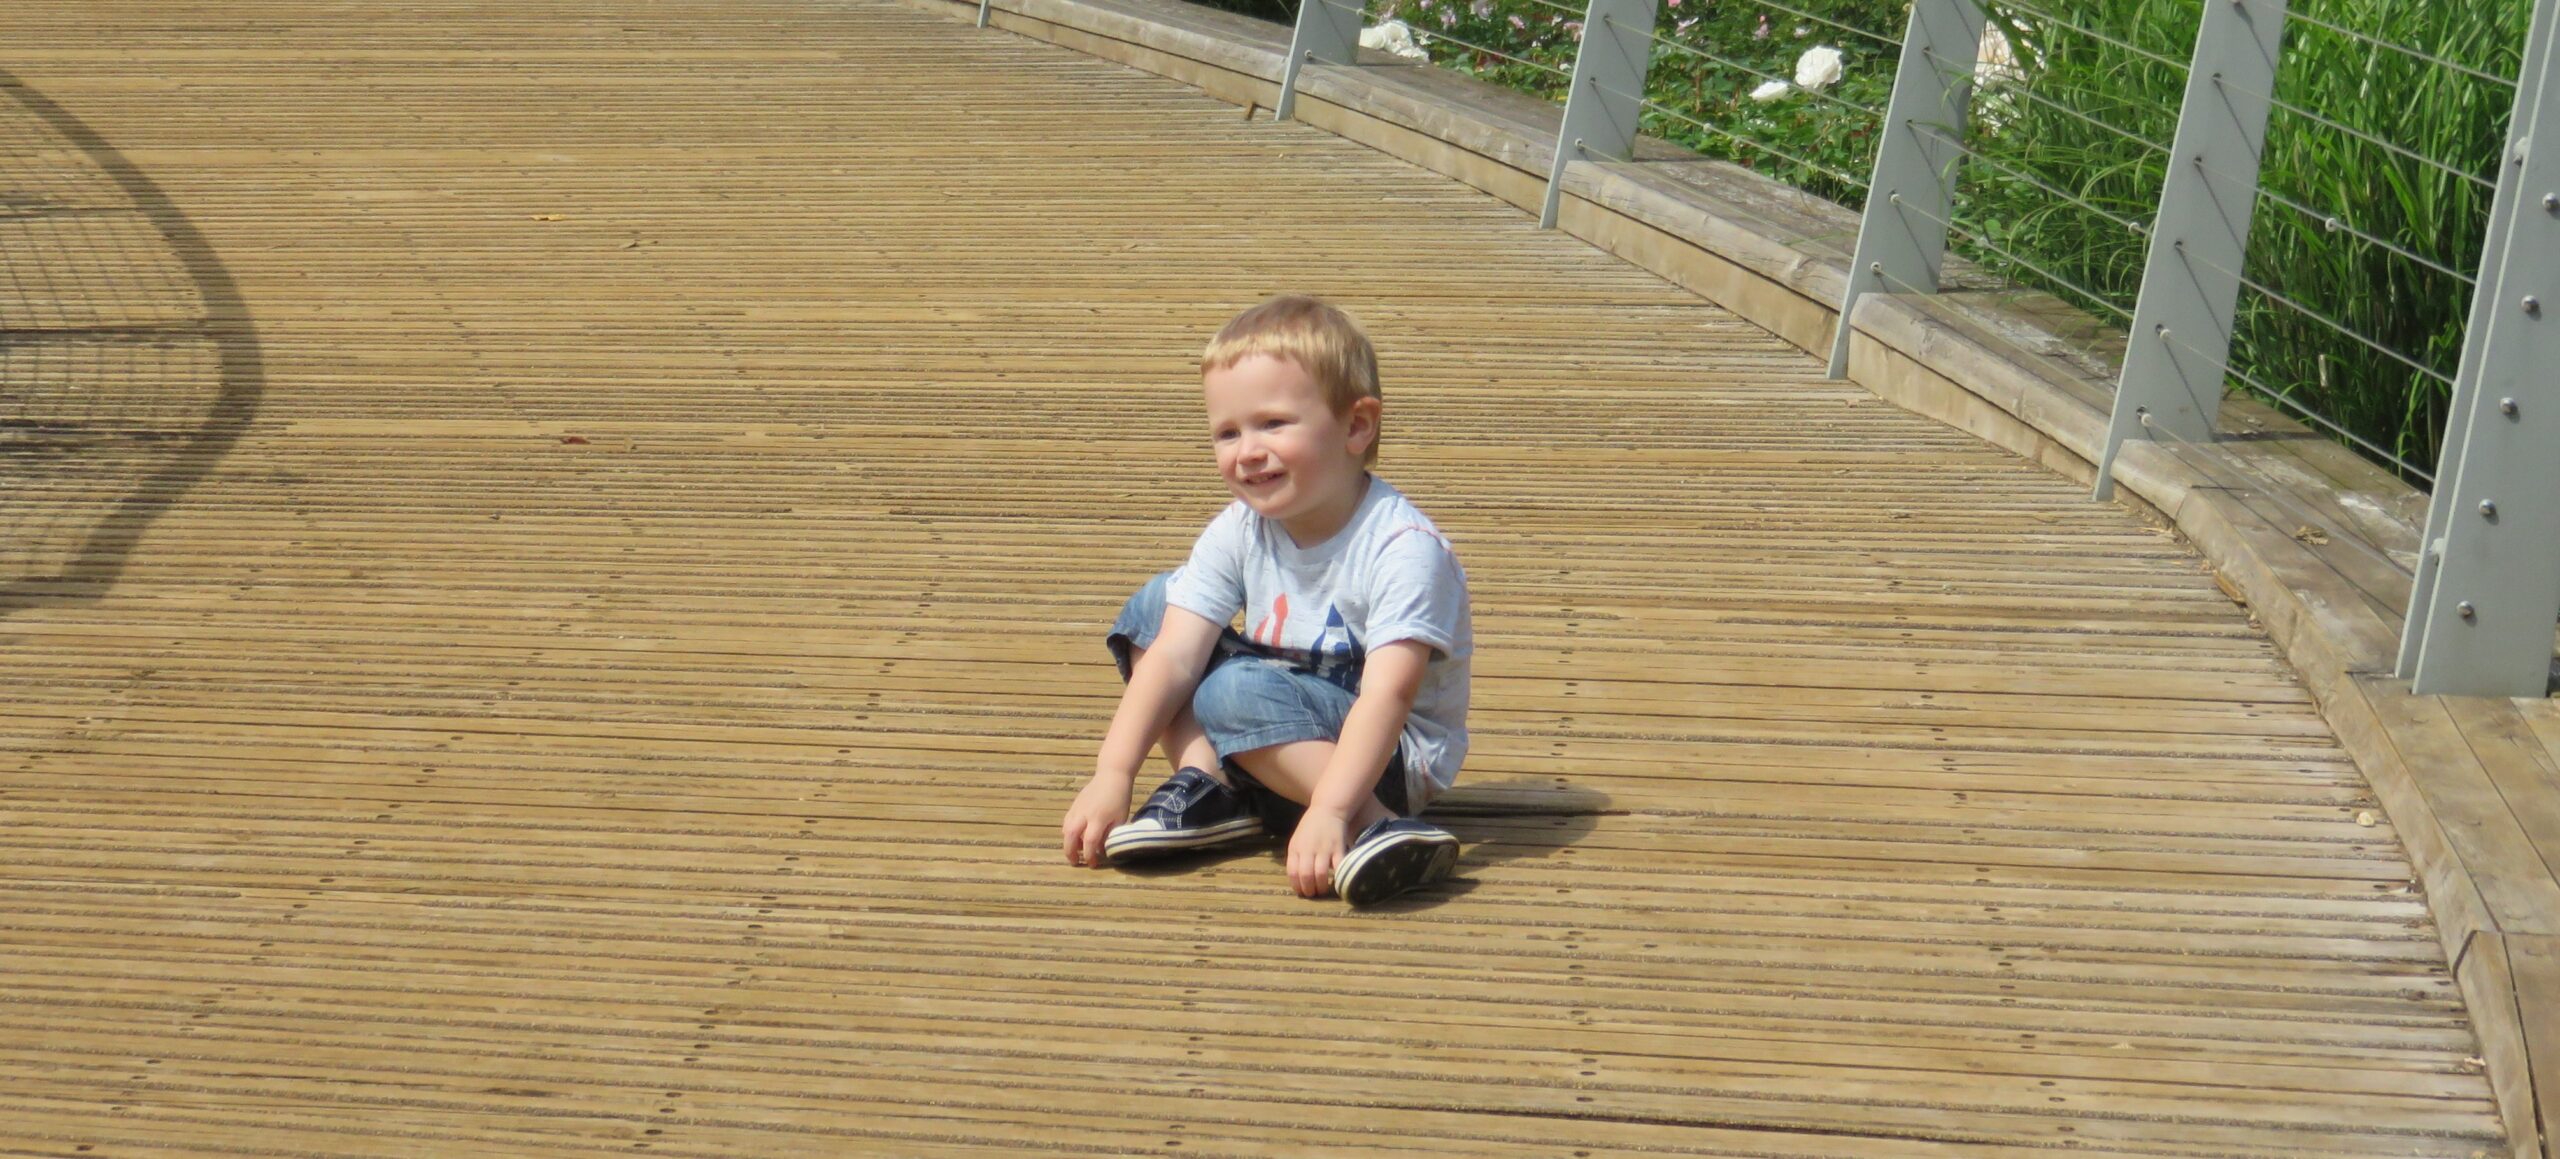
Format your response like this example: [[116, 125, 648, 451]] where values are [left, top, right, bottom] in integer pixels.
[[0, 66, 263, 613]]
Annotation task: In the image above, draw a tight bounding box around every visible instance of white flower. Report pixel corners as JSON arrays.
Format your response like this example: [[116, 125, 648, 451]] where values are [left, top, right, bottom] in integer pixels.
[[1359, 19, 1430, 60], [1794, 44, 1844, 91], [1749, 79, 1794, 102], [1975, 23, 2019, 86]]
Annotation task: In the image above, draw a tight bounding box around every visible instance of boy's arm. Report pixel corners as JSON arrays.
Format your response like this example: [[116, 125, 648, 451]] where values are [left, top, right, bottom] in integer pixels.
[[1062, 605, 1224, 867], [1286, 638, 1432, 897]]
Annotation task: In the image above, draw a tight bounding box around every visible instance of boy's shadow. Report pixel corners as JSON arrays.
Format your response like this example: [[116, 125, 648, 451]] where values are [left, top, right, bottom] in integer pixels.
[[1375, 775, 1608, 912]]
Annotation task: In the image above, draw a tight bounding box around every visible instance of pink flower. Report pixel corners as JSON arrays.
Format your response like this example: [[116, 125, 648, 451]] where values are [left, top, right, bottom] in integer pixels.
[[1507, 12, 1525, 29], [1753, 12, 1770, 38]]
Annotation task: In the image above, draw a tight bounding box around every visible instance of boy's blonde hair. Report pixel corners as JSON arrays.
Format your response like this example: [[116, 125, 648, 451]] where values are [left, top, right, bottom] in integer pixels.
[[1201, 294, 1383, 466]]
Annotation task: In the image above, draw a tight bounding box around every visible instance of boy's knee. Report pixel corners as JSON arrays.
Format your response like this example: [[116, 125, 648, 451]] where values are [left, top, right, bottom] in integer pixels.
[[1106, 571, 1179, 678]]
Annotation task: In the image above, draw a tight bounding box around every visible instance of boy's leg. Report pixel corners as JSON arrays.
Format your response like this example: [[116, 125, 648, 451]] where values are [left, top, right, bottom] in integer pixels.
[[1192, 658, 1452, 902], [1105, 572, 1230, 784], [1120, 642, 1223, 781], [1193, 658, 1416, 829], [1101, 572, 1266, 861], [1229, 735, 1451, 904], [1226, 741, 1396, 832]]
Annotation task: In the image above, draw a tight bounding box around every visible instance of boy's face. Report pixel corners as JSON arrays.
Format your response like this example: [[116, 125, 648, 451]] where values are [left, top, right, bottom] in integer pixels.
[[1202, 353, 1378, 540]]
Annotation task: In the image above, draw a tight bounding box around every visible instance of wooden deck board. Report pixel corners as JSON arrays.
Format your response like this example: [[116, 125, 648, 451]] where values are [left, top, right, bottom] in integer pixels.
[[0, 0, 2506, 1152]]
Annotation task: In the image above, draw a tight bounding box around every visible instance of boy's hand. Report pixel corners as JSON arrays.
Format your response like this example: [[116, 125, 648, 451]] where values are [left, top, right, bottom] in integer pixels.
[[1287, 807, 1353, 898], [1061, 778, 1131, 868]]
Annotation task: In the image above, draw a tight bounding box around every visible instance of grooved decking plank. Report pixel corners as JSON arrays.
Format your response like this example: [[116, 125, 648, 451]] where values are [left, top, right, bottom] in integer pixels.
[[0, 0, 2505, 1154]]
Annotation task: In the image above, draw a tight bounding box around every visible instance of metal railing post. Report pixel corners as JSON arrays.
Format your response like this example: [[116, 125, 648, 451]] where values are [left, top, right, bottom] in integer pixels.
[[977, 0, 992, 29], [2402, 0, 2560, 697], [1824, 0, 1985, 377], [1278, 0, 1363, 121], [1539, 0, 1659, 229], [2092, 0, 2287, 501]]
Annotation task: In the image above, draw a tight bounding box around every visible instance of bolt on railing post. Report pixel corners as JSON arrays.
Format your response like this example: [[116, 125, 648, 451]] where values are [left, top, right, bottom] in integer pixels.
[[2092, 0, 2286, 501], [1279, 0, 1363, 121], [2401, 0, 2560, 697], [1539, 0, 1659, 229], [1825, 0, 1986, 377]]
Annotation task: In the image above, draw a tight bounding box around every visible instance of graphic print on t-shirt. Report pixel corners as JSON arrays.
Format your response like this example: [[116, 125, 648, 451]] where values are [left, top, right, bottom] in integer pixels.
[[1250, 594, 1289, 646], [1248, 595, 1366, 691], [1309, 605, 1365, 691]]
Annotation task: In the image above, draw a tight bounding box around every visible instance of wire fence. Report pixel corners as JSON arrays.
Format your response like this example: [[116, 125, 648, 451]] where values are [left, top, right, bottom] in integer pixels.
[[1261, 0, 2524, 487]]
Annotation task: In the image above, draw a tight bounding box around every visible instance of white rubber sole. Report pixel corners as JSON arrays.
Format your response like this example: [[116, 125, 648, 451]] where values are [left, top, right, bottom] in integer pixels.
[[1332, 829, 1459, 905], [1103, 815, 1264, 861]]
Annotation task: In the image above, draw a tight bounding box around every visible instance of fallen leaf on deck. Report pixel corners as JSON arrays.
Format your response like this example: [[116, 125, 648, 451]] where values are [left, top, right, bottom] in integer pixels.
[[530, 214, 565, 221], [560, 436, 589, 445], [2291, 525, 2330, 545]]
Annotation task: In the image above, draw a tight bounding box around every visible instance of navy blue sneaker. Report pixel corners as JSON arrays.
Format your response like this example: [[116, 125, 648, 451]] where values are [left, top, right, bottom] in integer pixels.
[[1103, 767, 1264, 862], [1331, 817, 1459, 905]]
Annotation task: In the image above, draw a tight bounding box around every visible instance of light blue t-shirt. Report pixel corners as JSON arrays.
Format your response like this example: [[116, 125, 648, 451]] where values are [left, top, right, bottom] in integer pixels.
[[1164, 476, 1471, 805]]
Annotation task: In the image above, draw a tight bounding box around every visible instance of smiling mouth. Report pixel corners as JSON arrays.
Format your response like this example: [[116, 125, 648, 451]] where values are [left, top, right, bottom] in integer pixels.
[[1239, 470, 1284, 488]]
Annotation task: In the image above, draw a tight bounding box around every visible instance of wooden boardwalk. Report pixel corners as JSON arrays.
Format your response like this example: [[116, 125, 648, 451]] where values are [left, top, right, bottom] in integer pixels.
[[0, 1, 2507, 1154]]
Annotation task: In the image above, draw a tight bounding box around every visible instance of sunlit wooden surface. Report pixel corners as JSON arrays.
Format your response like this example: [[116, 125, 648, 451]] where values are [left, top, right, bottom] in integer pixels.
[[0, 1, 2505, 1153]]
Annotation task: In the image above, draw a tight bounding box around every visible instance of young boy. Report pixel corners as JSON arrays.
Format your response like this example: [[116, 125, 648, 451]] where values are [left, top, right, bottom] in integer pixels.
[[1059, 294, 1471, 905]]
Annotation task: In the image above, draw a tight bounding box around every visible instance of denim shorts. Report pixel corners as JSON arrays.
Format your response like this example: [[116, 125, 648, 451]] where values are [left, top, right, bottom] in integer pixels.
[[1108, 571, 1412, 825]]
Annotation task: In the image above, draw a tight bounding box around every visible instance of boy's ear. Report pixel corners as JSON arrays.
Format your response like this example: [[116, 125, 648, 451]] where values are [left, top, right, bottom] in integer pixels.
[[1346, 396, 1382, 454]]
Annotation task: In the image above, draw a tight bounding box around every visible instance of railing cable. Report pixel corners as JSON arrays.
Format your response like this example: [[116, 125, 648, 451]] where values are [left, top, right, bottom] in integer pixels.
[[1736, 0, 1899, 49], [1910, 119, 2151, 235], [2172, 241, 2459, 387], [2190, 79, 2505, 191], [2249, 183, 2478, 286], [2285, 10, 2517, 89], [1873, 194, 2136, 322], [1992, 2, 2188, 72], [1925, 44, 2160, 156], [1619, 88, 1872, 190], [1513, 0, 1589, 20], [1414, 28, 1574, 78]]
